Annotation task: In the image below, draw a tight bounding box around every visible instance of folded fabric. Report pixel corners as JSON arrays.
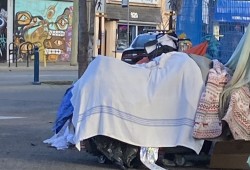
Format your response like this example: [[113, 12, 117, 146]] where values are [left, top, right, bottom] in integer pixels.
[[53, 86, 74, 133], [185, 41, 208, 56]]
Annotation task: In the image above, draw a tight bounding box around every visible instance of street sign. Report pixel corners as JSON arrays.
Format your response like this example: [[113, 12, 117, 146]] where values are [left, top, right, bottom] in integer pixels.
[[95, 0, 106, 13]]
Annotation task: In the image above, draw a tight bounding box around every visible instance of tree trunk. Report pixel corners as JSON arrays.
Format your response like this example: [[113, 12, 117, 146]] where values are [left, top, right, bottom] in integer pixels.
[[78, 0, 89, 78]]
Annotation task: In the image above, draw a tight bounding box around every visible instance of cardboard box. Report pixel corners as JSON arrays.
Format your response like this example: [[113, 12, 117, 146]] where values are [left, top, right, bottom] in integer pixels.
[[210, 140, 250, 170]]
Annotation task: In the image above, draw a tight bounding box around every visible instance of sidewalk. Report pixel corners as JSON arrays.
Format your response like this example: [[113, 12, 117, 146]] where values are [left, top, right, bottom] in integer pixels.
[[0, 61, 78, 71]]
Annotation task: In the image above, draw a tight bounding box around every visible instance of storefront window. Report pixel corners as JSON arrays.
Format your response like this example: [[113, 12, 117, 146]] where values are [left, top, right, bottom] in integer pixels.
[[117, 24, 128, 51], [138, 26, 156, 35], [116, 24, 156, 51]]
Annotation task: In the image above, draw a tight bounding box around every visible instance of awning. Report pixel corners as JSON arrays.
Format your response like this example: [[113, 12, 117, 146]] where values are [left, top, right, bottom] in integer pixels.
[[214, 0, 250, 22], [106, 4, 161, 24]]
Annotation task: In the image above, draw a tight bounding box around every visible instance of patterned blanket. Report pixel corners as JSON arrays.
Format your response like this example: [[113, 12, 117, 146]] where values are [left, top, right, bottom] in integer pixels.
[[193, 60, 231, 139], [223, 85, 250, 140]]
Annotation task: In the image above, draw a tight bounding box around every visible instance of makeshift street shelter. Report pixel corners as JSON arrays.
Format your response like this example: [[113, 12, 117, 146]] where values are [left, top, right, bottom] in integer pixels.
[[44, 25, 250, 169]]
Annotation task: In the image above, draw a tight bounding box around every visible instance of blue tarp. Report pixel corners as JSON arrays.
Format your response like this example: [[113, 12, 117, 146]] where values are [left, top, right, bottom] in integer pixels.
[[215, 0, 250, 22], [176, 0, 203, 46], [53, 86, 74, 133]]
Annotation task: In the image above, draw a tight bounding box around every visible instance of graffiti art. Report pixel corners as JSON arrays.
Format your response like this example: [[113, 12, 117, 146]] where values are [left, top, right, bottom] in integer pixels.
[[15, 0, 73, 62], [0, 0, 7, 62]]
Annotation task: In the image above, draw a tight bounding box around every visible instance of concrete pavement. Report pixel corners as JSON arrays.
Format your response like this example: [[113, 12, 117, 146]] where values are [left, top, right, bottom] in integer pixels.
[[0, 61, 211, 170], [0, 62, 121, 170]]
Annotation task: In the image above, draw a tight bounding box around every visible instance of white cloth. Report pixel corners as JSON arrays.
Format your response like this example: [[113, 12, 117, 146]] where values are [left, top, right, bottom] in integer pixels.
[[71, 52, 205, 154], [43, 121, 75, 150], [140, 147, 167, 170]]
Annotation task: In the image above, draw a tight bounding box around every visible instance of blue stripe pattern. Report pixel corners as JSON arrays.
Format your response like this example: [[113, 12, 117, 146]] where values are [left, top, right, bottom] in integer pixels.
[[77, 105, 194, 127]]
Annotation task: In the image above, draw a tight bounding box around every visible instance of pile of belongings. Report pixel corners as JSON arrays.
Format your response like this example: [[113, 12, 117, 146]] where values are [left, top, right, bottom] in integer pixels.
[[44, 24, 250, 169]]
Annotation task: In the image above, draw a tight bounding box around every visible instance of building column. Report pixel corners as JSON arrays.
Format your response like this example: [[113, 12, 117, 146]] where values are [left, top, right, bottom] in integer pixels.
[[94, 15, 99, 56], [70, 0, 78, 66], [7, 0, 14, 64], [105, 21, 117, 58], [101, 14, 105, 55]]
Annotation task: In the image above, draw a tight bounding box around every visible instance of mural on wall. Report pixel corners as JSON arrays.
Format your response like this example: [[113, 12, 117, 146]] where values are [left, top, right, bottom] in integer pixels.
[[15, 0, 73, 62], [0, 1, 7, 62]]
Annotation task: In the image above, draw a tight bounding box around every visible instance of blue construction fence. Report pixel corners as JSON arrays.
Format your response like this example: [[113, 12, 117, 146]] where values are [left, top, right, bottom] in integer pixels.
[[176, 0, 250, 64]]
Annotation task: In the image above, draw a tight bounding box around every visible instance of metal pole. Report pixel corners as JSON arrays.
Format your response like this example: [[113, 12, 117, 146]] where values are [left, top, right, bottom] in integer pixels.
[[33, 46, 41, 85], [15, 43, 17, 67], [8, 43, 11, 67], [15, 47, 17, 67], [127, 1, 130, 48], [26, 53, 29, 67], [169, 11, 173, 30]]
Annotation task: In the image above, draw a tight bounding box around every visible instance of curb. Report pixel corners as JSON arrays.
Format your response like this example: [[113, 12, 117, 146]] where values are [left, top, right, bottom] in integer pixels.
[[0, 63, 78, 71]]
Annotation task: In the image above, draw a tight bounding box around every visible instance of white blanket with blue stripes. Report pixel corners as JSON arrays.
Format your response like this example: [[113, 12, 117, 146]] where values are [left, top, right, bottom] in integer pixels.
[[71, 52, 205, 154]]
